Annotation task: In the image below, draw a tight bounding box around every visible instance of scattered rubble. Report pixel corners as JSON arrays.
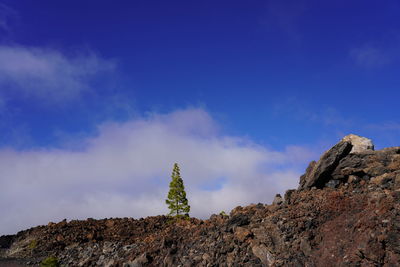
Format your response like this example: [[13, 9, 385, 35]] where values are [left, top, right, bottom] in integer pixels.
[[1, 135, 399, 266]]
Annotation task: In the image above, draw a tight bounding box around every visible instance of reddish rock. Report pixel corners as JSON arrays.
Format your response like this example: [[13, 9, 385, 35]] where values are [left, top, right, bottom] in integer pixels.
[[1, 135, 399, 267], [234, 227, 252, 242]]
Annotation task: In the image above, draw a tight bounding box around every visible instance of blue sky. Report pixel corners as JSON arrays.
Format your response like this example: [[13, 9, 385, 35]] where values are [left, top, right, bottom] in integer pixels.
[[0, 1, 399, 234]]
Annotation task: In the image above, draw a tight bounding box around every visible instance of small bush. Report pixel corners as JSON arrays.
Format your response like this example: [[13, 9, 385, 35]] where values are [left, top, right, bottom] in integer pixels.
[[28, 239, 37, 249], [40, 256, 60, 267], [219, 211, 227, 216]]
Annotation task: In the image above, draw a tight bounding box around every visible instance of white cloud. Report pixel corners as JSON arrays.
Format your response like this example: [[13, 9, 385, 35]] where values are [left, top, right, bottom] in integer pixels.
[[0, 3, 17, 33], [366, 121, 400, 132], [0, 108, 310, 235], [350, 45, 390, 68], [272, 97, 354, 128], [0, 45, 115, 101]]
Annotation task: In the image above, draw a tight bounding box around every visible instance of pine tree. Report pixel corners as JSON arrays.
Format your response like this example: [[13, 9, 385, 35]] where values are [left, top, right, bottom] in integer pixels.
[[166, 163, 190, 217]]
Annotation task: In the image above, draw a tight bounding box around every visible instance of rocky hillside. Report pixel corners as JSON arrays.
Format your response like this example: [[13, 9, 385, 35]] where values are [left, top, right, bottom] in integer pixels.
[[1, 134, 399, 266]]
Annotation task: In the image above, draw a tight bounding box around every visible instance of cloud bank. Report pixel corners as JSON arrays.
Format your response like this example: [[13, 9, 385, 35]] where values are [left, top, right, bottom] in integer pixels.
[[0, 108, 311, 235]]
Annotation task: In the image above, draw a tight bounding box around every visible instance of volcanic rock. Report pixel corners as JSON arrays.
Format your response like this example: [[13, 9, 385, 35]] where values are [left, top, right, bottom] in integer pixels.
[[342, 134, 374, 153], [272, 194, 283, 205], [298, 139, 352, 189], [299, 134, 376, 190], [1, 135, 399, 267]]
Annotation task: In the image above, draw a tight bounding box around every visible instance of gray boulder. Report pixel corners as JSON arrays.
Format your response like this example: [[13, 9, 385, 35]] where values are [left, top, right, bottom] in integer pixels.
[[272, 194, 283, 205], [342, 134, 374, 153], [299, 140, 352, 189], [298, 134, 374, 190]]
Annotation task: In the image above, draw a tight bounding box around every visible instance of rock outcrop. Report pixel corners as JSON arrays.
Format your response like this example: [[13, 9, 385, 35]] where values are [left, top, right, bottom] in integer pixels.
[[342, 134, 374, 153], [298, 134, 378, 190], [1, 135, 399, 266]]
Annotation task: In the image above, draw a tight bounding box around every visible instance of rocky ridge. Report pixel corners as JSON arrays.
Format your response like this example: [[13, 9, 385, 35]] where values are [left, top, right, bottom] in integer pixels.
[[1, 134, 399, 266]]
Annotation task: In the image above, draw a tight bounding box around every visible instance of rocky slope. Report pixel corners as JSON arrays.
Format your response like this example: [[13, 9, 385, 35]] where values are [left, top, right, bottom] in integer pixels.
[[1, 134, 399, 266]]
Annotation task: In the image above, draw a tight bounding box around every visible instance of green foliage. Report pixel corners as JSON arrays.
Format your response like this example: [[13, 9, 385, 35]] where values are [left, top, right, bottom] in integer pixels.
[[40, 256, 60, 267], [219, 211, 227, 216], [28, 239, 37, 249], [166, 163, 190, 217]]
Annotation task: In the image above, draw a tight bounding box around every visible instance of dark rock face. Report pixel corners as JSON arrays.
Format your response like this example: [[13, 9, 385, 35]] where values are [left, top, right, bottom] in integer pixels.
[[0, 258, 32, 267], [299, 141, 353, 189], [0, 235, 14, 249], [1, 135, 399, 267], [299, 137, 399, 191], [272, 194, 283, 205], [227, 213, 250, 228], [298, 134, 389, 190]]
